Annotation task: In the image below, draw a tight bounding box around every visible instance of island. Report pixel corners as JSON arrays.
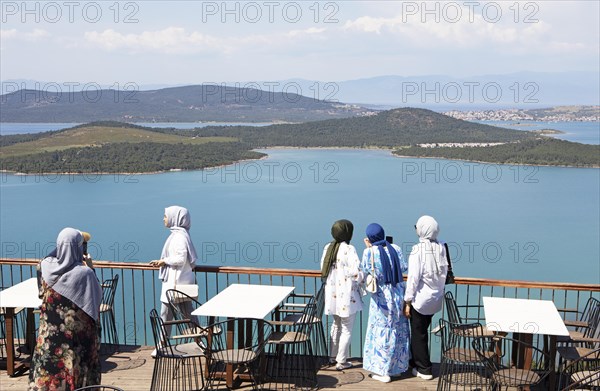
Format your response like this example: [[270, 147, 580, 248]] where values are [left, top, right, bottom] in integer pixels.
[[1, 108, 598, 173]]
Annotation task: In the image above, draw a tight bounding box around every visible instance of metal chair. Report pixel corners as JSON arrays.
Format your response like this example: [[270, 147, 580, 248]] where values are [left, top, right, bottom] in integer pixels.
[[558, 297, 600, 346], [204, 317, 273, 391], [149, 308, 207, 391], [266, 293, 320, 390], [445, 291, 502, 337], [558, 347, 600, 390], [275, 284, 328, 365], [100, 274, 119, 352], [472, 335, 552, 390], [558, 299, 600, 368], [437, 319, 492, 391], [165, 289, 221, 342]]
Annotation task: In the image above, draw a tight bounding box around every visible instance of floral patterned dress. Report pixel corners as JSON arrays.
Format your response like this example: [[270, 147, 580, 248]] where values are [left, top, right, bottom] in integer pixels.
[[321, 242, 364, 317], [360, 244, 410, 377], [28, 281, 101, 391]]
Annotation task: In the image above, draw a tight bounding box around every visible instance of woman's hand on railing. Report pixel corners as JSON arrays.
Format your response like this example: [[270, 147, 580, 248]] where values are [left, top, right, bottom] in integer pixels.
[[149, 260, 166, 267]]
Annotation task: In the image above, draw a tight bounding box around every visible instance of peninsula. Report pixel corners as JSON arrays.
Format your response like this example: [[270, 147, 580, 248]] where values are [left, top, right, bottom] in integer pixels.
[[1, 108, 598, 173]]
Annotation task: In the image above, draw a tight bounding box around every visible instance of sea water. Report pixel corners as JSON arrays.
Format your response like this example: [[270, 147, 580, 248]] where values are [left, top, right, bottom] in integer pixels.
[[1, 148, 598, 284]]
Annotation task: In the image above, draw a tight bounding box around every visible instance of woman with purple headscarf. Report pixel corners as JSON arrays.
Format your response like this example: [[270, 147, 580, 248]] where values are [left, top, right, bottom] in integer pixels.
[[150, 206, 198, 333], [29, 228, 102, 391], [360, 223, 410, 383]]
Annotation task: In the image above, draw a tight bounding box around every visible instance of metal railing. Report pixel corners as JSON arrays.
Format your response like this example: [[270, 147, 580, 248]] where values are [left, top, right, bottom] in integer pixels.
[[1, 258, 599, 359]]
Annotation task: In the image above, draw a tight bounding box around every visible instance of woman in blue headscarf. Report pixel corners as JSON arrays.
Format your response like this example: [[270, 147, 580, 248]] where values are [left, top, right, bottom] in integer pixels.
[[29, 228, 102, 391], [150, 206, 198, 331], [360, 223, 410, 383]]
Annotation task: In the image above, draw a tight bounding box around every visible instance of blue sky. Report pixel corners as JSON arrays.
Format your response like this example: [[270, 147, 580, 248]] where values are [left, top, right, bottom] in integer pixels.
[[1, 1, 599, 84]]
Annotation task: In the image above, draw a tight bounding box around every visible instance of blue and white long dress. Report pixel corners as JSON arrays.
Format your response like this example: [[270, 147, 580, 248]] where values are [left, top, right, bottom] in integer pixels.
[[361, 244, 410, 377]]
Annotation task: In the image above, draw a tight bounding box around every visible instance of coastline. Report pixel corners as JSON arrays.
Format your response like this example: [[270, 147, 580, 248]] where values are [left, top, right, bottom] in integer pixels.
[[2, 146, 597, 175], [0, 154, 270, 176], [391, 152, 600, 169]]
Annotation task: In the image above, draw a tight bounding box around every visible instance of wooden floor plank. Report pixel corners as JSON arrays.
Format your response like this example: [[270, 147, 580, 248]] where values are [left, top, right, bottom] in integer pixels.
[[0, 346, 439, 391]]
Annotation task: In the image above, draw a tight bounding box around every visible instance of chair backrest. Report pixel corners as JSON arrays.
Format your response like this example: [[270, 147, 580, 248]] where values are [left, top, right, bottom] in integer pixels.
[[581, 298, 600, 345], [101, 274, 119, 308], [439, 318, 485, 355], [166, 289, 201, 320], [559, 347, 600, 391], [472, 335, 552, 387], [444, 291, 463, 324], [314, 283, 325, 319], [206, 317, 273, 363], [149, 308, 173, 356]]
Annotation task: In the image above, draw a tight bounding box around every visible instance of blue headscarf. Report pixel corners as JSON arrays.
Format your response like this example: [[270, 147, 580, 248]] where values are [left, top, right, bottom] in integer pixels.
[[366, 223, 402, 286]]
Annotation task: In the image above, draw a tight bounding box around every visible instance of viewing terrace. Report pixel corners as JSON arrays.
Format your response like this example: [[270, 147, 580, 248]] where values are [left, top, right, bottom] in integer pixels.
[[1, 258, 598, 391]]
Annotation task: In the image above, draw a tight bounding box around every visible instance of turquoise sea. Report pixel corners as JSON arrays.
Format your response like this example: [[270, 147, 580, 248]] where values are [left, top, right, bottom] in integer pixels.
[[1, 148, 598, 284], [477, 120, 600, 145]]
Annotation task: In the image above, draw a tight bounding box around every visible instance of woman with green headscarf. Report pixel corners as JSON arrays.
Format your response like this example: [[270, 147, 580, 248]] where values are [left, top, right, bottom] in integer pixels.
[[320, 219, 363, 371]]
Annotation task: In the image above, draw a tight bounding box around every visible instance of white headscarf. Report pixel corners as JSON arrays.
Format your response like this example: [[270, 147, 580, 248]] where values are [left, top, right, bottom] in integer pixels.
[[40, 228, 102, 321], [415, 215, 448, 275], [158, 206, 198, 281]]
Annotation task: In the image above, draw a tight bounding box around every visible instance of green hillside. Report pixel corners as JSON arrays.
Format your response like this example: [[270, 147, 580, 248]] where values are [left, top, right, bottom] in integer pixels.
[[1, 124, 236, 158], [395, 138, 600, 167], [1, 109, 598, 172]]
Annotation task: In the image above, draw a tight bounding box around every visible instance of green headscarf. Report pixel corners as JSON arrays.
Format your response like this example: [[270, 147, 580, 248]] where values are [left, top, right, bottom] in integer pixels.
[[321, 219, 354, 279]]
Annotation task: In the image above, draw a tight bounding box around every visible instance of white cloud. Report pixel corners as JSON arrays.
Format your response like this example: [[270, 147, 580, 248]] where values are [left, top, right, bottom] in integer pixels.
[[286, 27, 327, 38], [0, 28, 49, 42], [83, 26, 330, 55], [84, 27, 221, 54], [1, 29, 18, 40]]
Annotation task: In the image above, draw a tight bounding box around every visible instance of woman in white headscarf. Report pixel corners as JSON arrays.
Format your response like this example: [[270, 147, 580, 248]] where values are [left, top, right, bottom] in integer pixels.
[[403, 215, 448, 381], [29, 228, 102, 391], [150, 206, 198, 329]]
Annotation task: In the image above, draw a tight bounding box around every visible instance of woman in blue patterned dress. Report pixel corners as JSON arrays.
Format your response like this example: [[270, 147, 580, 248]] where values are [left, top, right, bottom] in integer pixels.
[[360, 223, 410, 383]]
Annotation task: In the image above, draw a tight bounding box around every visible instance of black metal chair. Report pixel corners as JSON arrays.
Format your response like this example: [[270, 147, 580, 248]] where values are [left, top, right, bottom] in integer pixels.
[[149, 308, 207, 391], [165, 288, 221, 342], [445, 291, 503, 338], [558, 347, 600, 390], [204, 317, 273, 391], [437, 319, 492, 391], [266, 293, 320, 390], [472, 335, 552, 390], [275, 284, 327, 365], [558, 297, 600, 346], [100, 274, 119, 352]]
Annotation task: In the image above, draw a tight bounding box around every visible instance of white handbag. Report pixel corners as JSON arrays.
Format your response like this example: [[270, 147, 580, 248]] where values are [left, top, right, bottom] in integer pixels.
[[172, 269, 199, 302], [365, 249, 377, 293]]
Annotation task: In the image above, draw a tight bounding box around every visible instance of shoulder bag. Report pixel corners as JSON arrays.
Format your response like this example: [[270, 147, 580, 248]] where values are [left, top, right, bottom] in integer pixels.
[[365, 248, 378, 293]]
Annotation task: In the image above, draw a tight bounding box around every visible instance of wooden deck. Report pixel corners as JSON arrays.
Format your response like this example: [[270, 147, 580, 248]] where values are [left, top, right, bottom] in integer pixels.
[[0, 346, 439, 391]]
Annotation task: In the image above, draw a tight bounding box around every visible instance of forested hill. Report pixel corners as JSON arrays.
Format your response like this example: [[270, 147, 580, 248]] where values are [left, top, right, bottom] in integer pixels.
[[1, 109, 598, 173], [0, 85, 370, 123], [158, 108, 531, 147]]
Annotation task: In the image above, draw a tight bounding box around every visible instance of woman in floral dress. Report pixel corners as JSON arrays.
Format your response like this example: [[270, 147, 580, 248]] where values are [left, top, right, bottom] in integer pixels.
[[29, 228, 102, 391], [361, 223, 410, 383]]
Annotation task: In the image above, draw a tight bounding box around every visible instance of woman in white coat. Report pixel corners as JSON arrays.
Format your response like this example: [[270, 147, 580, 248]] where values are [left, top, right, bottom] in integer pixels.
[[150, 206, 198, 331]]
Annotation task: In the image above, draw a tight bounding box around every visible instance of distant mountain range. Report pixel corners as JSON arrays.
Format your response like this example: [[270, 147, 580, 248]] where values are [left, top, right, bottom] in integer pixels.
[[0, 85, 372, 123], [3, 71, 598, 114], [271, 72, 600, 108]]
